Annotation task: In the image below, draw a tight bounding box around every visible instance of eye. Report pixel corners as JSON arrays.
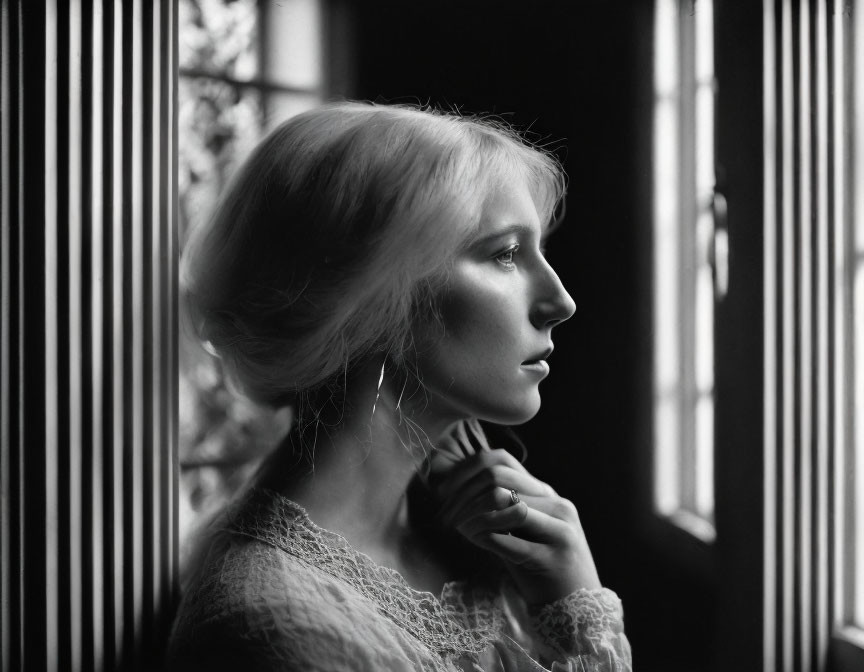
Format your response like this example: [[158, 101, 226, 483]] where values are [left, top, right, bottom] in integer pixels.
[[495, 244, 519, 268]]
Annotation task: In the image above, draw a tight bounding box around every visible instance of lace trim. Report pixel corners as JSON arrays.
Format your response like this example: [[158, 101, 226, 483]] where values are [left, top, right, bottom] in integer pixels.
[[530, 588, 625, 659], [223, 488, 506, 660]]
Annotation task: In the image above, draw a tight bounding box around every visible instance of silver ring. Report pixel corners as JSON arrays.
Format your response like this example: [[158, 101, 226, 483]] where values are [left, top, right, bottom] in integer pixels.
[[509, 489, 520, 506]]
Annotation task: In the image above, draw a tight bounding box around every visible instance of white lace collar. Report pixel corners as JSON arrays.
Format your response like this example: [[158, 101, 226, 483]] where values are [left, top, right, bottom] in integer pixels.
[[224, 487, 507, 659]]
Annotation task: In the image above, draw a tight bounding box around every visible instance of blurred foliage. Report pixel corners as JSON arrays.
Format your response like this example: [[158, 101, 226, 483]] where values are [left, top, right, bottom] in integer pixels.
[[178, 77, 262, 243], [178, 0, 264, 243], [178, 336, 291, 569], [179, 0, 259, 78]]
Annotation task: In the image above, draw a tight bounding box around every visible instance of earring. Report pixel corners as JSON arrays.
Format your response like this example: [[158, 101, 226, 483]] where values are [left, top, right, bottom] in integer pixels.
[[370, 359, 386, 421]]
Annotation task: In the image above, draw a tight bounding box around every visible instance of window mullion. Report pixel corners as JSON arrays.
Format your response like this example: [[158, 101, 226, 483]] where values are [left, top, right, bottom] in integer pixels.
[[678, 2, 699, 516]]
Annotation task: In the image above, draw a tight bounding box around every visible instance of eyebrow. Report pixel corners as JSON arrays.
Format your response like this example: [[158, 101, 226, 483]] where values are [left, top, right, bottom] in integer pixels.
[[467, 222, 550, 248]]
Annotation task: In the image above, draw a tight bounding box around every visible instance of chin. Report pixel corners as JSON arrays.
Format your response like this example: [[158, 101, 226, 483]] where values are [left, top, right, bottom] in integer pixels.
[[422, 381, 542, 427], [479, 393, 542, 426]]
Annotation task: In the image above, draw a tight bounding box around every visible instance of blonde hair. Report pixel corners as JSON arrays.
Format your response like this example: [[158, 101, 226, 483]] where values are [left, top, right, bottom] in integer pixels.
[[181, 101, 566, 412]]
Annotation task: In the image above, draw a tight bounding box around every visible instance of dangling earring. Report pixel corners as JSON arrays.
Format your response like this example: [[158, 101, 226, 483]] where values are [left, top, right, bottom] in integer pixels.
[[370, 359, 386, 421]]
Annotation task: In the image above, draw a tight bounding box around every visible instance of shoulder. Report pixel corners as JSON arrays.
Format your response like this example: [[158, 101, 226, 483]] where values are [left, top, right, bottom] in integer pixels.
[[168, 534, 423, 672]]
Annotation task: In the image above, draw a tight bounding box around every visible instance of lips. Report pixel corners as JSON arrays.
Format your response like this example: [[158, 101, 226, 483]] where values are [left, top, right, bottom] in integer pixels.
[[522, 345, 554, 365]]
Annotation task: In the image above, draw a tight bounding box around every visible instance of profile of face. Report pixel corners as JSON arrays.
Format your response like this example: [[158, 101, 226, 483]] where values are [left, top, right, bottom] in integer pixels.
[[412, 178, 577, 427]]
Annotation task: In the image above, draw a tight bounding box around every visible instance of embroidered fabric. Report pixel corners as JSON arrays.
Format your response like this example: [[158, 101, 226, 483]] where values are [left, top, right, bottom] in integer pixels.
[[168, 487, 632, 672], [530, 588, 631, 671], [228, 489, 506, 659]]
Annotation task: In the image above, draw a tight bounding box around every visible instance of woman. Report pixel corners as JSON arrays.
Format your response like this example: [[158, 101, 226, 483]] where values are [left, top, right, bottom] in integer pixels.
[[168, 102, 632, 671]]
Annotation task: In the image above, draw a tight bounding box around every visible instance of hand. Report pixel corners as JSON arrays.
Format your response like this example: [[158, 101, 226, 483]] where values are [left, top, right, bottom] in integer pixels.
[[429, 420, 602, 606]]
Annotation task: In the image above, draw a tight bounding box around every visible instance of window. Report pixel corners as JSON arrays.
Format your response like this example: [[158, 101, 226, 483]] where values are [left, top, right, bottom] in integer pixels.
[[833, 0, 864, 664], [652, 0, 717, 543], [177, 0, 327, 570], [178, 0, 325, 243]]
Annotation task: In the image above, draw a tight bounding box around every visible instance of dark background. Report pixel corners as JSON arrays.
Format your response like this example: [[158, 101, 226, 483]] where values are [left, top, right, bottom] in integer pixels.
[[349, 1, 716, 669]]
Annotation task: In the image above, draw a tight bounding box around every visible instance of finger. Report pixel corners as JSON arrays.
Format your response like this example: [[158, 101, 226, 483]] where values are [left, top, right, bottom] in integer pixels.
[[437, 469, 550, 526], [472, 531, 542, 567], [465, 418, 492, 453], [434, 449, 530, 500], [432, 433, 466, 467], [446, 491, 579, 526], [505, 494, 581, 526], [431, 420, 480, 468], [453, 420, 477, 457], [455, 501, 530, 539], [459, 505, 572, 545], [438, 485, 520, 527]]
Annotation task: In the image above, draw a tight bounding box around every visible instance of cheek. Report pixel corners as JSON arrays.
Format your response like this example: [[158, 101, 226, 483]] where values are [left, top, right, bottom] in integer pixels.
[[410, 270, 541, 424], [436, 273, 518, 365], [439, 292, 509, 352], [423, 272, 536, 387]]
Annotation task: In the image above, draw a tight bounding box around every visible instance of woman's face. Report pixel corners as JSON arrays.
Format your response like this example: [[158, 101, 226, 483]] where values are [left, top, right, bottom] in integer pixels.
[[412, 179, 576, 427]]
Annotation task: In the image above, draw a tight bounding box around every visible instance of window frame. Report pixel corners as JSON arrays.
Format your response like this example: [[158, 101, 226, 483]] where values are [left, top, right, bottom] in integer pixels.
[[828, 0, 864, 665], [650, 0, 719, 553]]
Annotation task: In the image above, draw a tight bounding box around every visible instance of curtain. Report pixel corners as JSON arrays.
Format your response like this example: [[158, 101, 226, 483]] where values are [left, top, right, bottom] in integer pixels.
[[1, 1, 178, 670], [763, 1, 861, 670]]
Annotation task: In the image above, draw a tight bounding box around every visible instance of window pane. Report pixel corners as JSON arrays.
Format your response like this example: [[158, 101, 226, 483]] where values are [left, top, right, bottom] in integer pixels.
[[655, 0, 678, 96], [695, 84, 714, 199], [654, 100, 680, 394], [694, 0, 714, 200], [695, 212, 714, 392], [695, 394, 714, 520], [656, 396, 681, 515], [653, 0, 716, 536], [694, 0, 713, 83], [264, 91, 324, 132], [264, 0, 323, 90], [653, 0, 681, 519], [179, 0, 260, 80], [178, 76, 263, 239], [847, 0, 864, 630], [854, 264, 864, 629]]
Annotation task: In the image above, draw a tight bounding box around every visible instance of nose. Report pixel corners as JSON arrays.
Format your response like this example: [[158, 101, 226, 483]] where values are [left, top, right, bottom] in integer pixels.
[[529, 258, 577, 329]]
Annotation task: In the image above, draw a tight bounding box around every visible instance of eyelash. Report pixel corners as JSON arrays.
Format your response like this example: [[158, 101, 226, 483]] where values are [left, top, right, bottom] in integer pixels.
[[495, 244, 520, 268]]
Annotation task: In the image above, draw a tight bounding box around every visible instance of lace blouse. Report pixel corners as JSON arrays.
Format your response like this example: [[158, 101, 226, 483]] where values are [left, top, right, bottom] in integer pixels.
[[167, 488, 632, 672]]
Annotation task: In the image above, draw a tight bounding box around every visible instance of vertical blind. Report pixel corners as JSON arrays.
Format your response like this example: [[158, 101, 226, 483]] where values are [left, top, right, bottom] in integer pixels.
[[1, 1, 178, 670], [763, 0, 859, 670]]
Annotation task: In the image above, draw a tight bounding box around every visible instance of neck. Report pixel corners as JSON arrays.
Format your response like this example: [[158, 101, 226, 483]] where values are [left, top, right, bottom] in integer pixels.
[[276, 363, 462, 557]]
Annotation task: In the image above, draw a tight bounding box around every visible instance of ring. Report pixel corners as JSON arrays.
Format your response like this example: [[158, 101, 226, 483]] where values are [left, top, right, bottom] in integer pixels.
[[509, 489, 520, 506]]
